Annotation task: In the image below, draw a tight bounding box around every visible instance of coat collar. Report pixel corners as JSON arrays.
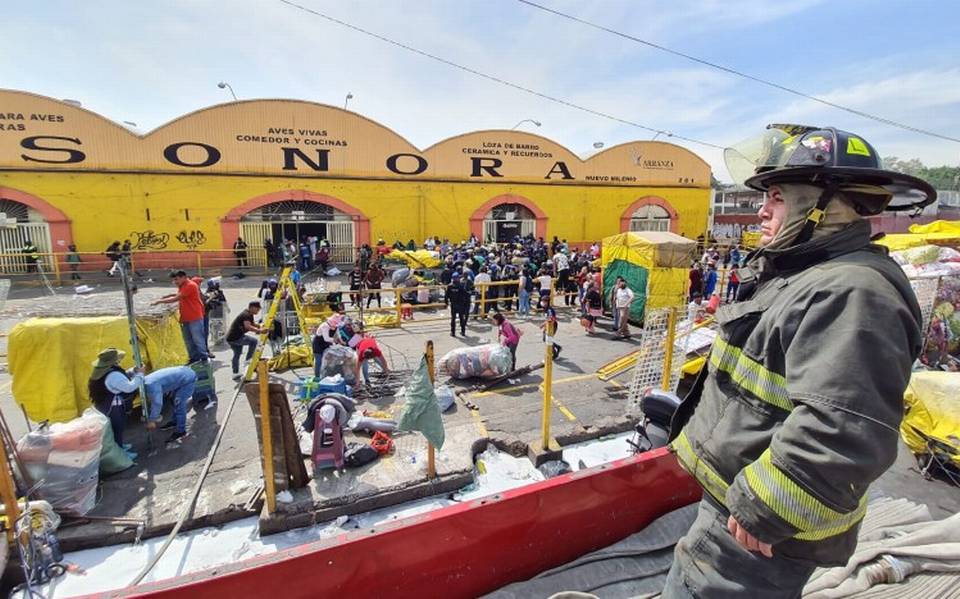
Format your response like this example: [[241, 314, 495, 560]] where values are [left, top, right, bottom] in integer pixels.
[[737, 220, 873, 296]]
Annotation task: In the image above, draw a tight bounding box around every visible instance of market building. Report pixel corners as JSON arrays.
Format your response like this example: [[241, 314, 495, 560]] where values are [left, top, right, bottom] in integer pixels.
[[0, 89, 711, 267]]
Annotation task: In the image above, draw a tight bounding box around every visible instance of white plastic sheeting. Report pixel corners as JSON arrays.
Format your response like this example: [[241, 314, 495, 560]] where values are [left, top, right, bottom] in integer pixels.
[[33, 434, 637, 597]]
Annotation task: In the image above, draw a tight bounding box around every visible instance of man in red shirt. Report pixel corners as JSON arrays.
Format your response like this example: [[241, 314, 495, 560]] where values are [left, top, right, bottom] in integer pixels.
[[354, 335, 390, 386], [154, 269, 209, 364]]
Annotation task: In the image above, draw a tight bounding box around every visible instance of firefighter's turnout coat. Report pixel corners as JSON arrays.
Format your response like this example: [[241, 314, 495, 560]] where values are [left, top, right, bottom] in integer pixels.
[[670, 219, 922, 565]]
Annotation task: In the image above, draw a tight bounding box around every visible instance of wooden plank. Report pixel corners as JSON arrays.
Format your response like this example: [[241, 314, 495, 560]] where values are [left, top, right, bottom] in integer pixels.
[[245, 382, 308, 492]]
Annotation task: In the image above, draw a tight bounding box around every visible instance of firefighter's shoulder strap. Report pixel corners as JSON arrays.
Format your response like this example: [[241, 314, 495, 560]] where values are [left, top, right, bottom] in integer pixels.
[[668, 362, 708, 442]]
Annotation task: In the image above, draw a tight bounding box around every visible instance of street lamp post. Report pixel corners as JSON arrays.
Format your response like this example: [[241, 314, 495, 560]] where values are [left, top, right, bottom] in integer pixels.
[[344, 92, 354, 110], [217, 82, 238, 101], [511, 119, 542, 130]]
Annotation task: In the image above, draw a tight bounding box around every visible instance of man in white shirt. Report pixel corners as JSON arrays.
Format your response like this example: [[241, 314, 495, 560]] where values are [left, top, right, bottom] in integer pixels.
[[614, 278, 635, 338], [473, 267, 492, 317], [313, 311, 344, 377], [553, 250, 572, 306], [537, 270, 553, 312]]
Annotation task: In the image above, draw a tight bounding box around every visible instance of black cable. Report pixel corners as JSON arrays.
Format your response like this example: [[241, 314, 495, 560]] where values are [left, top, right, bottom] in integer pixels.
[[517, 0, 960, 144], [276, 0, 723, 150]]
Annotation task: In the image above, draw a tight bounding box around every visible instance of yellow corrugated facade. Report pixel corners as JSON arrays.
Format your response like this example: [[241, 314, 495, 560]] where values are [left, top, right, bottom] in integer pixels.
[[0, 89, 712, 254]]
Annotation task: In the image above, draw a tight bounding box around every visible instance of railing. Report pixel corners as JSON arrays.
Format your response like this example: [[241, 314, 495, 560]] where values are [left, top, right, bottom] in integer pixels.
[[306, 278, 585, 331], [0, 248, 278, 284]]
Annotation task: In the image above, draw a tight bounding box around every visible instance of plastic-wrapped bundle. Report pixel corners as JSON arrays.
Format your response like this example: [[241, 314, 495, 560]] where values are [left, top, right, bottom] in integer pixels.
[[391, 267, 411, 287], [435, 384, 456, 412], [17, 410, 104, 515], [439, 343, 513, 379], [85, 408, 133, 474], [320, 344, 358, 383]]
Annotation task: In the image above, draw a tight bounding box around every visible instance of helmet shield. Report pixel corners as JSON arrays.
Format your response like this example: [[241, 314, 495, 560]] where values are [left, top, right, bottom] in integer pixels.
[[724, 124, 936, 214], [723, 127, 802, 186]]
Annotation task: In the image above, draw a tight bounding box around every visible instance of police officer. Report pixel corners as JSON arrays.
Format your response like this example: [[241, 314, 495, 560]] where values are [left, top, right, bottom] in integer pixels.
[[446, 273, 471, 337], [663, 125, 934, 598]]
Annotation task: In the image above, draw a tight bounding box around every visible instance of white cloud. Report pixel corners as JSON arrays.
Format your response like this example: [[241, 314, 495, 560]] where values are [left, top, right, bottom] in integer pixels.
[[748, 67, 960, 172], [2, 0, 956, 185]]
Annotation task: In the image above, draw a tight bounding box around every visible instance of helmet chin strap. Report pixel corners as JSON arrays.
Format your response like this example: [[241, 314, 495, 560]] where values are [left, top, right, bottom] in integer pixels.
[[793, 181, 840, 245]]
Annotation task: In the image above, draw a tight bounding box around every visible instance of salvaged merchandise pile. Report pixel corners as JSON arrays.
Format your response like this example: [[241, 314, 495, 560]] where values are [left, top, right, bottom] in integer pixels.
[[16, 408, 135, 516], [438, 344, 513, 379], [885, 238, 960, 488], [8, 291, 187, 423], [891, 244, 960, 279], [297, 355, 449, 474]]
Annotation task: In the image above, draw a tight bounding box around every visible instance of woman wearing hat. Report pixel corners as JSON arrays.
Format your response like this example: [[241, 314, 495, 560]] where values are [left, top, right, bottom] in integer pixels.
[[88, 348, 143, 458]]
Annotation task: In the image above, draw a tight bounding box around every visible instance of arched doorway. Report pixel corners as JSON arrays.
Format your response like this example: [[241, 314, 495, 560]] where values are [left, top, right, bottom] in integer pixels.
[[483, 203, 537, 243], [0, 197, 55, 272], [469, 194, 548, 243], [240, 201, 355, 265], [223, 190, 370, 267]]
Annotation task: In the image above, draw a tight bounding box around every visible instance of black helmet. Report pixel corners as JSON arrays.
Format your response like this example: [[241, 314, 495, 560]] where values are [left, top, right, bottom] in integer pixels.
[[725, 124, 936, 215]]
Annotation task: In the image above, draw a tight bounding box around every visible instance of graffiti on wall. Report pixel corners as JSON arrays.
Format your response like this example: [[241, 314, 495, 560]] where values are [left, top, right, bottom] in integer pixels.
[[130, 230, 170, 250], [711, 223, 759, 239], [176, 230, 207, 249]]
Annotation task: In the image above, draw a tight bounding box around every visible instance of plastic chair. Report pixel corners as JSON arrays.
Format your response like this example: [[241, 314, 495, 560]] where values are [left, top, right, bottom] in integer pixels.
[[312, 409, 345, 472]]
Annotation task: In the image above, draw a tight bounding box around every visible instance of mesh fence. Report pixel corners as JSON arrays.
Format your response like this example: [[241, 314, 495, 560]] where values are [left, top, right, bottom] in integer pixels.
[[909, 276, 940, 336], [627, 307, 691, 413]]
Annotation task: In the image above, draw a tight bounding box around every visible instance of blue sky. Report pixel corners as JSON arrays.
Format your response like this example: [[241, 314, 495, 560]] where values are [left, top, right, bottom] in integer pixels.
[[5, 0, 959, 180]]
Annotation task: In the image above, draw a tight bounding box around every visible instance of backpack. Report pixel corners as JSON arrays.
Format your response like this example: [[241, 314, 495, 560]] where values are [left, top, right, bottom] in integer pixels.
[[523, 275, 534, 293], [344, 443, 380, 468]]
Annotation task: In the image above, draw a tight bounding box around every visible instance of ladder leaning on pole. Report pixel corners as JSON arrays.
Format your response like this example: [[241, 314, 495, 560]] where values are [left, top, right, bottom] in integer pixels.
[[241, 265, 312, 381]]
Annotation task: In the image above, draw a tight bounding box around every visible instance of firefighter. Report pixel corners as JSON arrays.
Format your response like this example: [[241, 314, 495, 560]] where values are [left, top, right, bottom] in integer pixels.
[[662, 125, 934, 598]]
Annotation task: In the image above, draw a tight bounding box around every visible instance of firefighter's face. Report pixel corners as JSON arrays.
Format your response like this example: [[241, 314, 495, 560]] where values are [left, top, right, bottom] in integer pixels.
[[757, 185, 787, 246]]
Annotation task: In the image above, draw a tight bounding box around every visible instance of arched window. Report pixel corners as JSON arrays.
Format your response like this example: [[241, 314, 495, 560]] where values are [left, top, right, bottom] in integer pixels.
[[629, 204, 671, 232]]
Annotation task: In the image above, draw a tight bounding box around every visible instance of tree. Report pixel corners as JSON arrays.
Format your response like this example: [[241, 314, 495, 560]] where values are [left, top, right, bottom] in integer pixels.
[[922, 165, 960, 191], [882, 157, 960, 190]]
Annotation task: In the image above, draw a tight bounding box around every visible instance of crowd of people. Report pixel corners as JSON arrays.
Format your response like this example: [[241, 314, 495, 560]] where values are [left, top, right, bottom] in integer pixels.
[[85, 231, 646, 457], [262, 236, 333, 272], [688, 243, 744, 303]]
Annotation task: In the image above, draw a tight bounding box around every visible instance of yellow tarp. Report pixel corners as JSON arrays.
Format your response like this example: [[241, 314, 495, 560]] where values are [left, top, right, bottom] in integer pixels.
[[908, 220, 960, 235], [386, 249, 442, 269], [601, 231, 696, 314], [875, 233, 960, 252], [647, 267, 691, 310], [364, 313, 401, 328], [267, 344, 313, 373], [874, 221, 960, 251], [901, 371, 960, 466], [9, 314, 187, 423], [601, 231, 696, 269]]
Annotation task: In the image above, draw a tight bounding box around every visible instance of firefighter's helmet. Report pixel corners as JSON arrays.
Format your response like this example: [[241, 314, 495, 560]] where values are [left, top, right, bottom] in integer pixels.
[[724, 124, 936, 215]]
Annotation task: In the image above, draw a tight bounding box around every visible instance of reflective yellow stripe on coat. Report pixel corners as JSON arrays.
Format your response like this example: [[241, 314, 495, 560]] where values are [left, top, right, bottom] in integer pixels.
[[709, 337, 793, 412], [743, 449, 867, 541], [670, 436, 866, 541]]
